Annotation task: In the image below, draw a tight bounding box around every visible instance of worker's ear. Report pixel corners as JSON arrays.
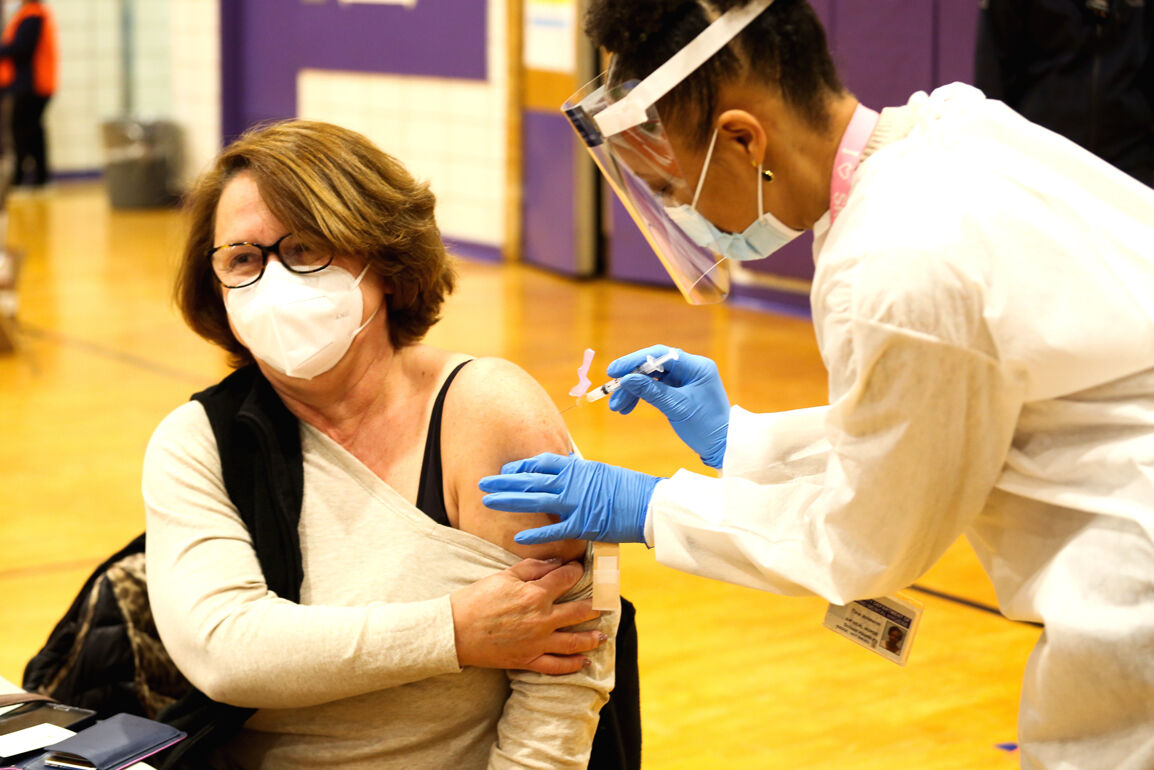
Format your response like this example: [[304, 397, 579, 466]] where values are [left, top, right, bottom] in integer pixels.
[[716, 109, 767, 168]]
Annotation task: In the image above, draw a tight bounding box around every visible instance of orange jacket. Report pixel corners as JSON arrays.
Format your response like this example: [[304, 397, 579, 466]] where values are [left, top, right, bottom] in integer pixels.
[[0, 1, 57, 96]]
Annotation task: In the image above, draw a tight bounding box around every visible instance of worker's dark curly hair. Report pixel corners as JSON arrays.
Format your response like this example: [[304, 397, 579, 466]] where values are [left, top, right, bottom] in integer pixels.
[[586, 0, 844, 147]]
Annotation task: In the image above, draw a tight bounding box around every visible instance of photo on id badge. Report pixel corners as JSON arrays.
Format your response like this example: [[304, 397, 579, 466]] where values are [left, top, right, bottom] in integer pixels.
[[882, 623, 906, 656]]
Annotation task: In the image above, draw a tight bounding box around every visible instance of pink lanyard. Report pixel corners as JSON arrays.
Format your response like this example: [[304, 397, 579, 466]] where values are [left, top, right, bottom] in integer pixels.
[[829, 103, 880, 225]]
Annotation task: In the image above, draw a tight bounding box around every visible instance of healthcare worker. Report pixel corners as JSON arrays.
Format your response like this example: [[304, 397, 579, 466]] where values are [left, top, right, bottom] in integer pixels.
[[479, 1, 1154, 768]]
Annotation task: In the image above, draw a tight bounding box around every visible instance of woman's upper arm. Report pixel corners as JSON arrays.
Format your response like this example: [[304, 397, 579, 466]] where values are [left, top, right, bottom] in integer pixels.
[[143, 402, 266, 631], [443, 357, 587, 562], [143, 402, 283, 690]]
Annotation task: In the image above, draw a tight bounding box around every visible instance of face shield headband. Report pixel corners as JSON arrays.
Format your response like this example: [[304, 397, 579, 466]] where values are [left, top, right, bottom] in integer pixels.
[[562, 0, 775, 304]]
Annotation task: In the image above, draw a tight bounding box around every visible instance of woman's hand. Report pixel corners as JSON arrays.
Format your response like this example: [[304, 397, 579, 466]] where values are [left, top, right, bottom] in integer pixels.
[[451, 558, 604, 675]]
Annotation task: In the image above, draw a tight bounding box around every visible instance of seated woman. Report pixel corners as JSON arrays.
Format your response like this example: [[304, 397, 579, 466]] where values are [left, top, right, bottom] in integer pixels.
[[143, 120, 617, 769]]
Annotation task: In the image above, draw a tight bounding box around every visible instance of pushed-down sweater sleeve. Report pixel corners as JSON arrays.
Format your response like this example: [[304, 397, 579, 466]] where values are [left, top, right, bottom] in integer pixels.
[[143, 402, 461, 709], [488, 562, 618, 770]]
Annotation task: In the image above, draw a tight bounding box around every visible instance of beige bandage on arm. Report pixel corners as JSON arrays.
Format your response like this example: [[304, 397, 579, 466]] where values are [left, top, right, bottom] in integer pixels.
[[591, 542, 620, 611]]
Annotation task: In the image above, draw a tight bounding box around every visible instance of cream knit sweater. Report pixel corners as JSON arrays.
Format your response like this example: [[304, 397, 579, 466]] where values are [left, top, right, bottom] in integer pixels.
[[144, 401, 616, 769]]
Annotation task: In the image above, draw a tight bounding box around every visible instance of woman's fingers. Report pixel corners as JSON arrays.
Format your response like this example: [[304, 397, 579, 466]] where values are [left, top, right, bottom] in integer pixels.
[[531, 560, 586, 599], [505, 556, 566, 582], [451, 560, 604, 673], [524, 653, 590, 676], [549, 595, 601, 627], [522, 628, 606, 674]]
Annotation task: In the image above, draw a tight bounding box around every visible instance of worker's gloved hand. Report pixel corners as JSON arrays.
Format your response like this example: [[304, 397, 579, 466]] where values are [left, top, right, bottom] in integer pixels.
[[607, 345, 730, 469], [480, 453, 659, 545]]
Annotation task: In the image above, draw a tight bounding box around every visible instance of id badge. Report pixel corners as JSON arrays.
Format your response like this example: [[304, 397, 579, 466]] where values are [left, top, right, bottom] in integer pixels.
[[823, 593, 924, 666]]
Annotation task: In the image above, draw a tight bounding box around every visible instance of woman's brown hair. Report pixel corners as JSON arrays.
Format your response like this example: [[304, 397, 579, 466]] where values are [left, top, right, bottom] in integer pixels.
[[176, 119, 456, 367]]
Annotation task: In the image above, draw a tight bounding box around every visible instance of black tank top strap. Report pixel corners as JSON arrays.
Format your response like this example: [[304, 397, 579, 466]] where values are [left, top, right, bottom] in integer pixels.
[[415, 359, 473, 526]]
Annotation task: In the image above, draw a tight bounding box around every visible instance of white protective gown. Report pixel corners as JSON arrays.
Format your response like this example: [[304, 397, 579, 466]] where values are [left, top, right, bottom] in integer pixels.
[[647, 83, 1154, 769]]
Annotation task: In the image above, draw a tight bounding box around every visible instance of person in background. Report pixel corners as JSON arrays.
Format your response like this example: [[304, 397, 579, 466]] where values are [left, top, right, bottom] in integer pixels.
[[975, 0, 1154, 186], [0, 0, 56, 188]]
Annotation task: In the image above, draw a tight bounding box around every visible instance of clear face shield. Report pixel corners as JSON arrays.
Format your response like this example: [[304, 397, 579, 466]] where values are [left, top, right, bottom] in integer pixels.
[[561, 0, 775, 305], [564, 78, 729, 304]]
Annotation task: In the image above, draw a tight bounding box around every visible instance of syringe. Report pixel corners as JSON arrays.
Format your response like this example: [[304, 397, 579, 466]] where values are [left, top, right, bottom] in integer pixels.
[[575, 350, 680, 406]]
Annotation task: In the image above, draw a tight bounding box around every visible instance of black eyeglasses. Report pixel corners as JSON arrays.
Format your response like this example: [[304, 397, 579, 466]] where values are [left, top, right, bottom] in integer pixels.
[[209, 233, 334, 289]]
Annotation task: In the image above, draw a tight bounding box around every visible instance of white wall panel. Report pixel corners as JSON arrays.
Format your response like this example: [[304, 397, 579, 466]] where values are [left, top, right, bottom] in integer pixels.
[[43, 0, 121, 173], [297, 0, 508, 249], [43, 0, 181, 176], [168, 0, 220, 187]]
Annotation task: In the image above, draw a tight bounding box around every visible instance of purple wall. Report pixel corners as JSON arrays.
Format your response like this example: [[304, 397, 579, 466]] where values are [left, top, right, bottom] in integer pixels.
[[220, 0, 488, 140], [606, 197, 668, 285], [937, 2, 982, 87], [521, 112, 583, 274]]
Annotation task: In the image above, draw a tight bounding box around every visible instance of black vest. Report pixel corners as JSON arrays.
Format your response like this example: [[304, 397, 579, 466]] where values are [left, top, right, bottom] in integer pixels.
[[157, 366, 305, 768]]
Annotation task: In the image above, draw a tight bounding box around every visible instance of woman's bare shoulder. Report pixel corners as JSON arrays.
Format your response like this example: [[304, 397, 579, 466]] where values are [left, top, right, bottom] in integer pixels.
[[441, 356, 585, 562], [449, 357, 567, 436]]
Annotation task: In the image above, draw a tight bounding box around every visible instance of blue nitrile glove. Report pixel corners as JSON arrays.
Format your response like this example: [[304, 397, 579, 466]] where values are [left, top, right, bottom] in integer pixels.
[[479, 453, 660, 545], [606, 345, 730, 469]]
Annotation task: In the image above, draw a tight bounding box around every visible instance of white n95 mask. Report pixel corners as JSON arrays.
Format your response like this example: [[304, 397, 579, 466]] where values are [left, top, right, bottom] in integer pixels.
[[225, 260, 378, 380], [665, 127, 803, 262]]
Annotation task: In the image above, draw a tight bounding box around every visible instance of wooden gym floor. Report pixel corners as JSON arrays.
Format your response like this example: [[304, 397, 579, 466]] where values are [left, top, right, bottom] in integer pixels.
[[0, 182, 1039, 768]]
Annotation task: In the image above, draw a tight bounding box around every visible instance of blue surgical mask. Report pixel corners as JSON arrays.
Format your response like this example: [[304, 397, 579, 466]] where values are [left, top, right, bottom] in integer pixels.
[[665, 128, 803, 262]]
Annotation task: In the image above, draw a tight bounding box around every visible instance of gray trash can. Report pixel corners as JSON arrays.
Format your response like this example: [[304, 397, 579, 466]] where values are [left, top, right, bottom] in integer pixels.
[[102, 119, 182, 209]]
